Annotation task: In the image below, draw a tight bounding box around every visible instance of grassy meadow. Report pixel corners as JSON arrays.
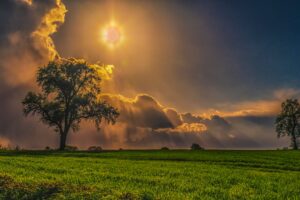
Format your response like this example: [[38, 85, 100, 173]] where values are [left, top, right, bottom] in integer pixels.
[[0, 150, 299, 199]]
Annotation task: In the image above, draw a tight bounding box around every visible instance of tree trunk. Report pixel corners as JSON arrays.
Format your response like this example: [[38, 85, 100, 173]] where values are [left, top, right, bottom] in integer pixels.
[[291, 133, 298, 150], [59, 132, 67, 150]]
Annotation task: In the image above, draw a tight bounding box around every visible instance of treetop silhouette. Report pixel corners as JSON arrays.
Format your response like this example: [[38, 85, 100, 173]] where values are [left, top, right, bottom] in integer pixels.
[[22, 58, 119, 150]]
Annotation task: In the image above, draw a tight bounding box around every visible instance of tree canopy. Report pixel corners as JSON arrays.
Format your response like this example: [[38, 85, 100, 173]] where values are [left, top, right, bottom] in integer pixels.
[[22, 58, 119, 150], [275, 99, 300, 150]]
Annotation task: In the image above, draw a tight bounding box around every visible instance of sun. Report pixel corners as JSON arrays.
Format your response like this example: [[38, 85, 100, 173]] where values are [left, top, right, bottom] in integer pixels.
[[101, 21, 124, 49]]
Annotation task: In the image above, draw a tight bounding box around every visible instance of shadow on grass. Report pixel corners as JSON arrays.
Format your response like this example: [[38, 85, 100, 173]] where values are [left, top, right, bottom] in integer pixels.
[[0, 174, 154, 200], [0, 175, 61, 200]]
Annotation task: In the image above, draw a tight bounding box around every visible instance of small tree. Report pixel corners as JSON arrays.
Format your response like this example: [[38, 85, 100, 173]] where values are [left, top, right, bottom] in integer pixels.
[[190, 143, 204, 150], [88, 146, 102, 152], [22, 58, 119, 150], [275, 99, 300, 150]]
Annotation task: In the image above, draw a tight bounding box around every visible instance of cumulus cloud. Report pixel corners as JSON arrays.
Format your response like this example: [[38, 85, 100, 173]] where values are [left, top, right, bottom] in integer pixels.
[[68, 93, 286, 149], [102, 94, 208, 134], [67, 94, 209, 149], [102, 94, 175, 129]]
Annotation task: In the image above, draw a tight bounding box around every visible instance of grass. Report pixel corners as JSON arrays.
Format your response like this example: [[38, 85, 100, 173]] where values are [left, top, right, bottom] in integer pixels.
[[0, 150, 299, 199]]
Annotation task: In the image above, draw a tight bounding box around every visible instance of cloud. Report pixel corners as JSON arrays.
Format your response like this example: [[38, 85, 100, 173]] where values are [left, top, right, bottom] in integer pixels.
[[158, 123, 207, 134], [164, 108, 183, 127], [18, 0, 33, 5], [102, 94, 175, 129], [181, 113, 203, 123], [31, 0, 67, 60], [66, 94, 208, 149], [0, 0, 66, 85], [199, 88, 300, 118], [68, 93, 283, 150], [0, 0, 67, 148]]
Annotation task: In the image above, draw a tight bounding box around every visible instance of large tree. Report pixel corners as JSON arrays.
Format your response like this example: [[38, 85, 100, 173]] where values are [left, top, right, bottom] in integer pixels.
[[275, 99, 300, 150], [22, 58, 119, 150]]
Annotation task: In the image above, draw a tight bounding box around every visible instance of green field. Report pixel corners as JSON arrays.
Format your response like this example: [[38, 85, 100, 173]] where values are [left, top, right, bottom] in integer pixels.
[[0, 150, 299, 200]]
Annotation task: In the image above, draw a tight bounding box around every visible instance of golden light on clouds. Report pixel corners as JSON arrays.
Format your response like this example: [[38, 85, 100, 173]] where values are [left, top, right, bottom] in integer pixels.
[[100, 20, 124, 49], [20, 0, 32, 5], [92, 64, 115, 80], [31, 0, 67, 60]]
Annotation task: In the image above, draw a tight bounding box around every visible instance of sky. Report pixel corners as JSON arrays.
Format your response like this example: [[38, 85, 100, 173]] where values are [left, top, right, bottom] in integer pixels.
[[0, 0, 300, 149]]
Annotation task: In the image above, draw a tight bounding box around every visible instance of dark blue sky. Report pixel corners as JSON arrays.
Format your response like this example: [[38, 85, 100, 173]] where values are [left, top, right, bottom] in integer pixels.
[[174, 0, 300, 93], [201, 0, 300, 88]]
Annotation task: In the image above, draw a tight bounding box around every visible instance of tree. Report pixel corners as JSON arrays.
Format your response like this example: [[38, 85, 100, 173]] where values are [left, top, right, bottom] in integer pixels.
[[22, 58, 119, 150], [190, 143, 204, 150], [88, 146, 102, 152], [275, 99, 300, 150]]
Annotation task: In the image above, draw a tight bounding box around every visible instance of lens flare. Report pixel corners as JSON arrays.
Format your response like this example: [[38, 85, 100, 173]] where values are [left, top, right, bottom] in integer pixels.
[[101, 21, 124, 49]]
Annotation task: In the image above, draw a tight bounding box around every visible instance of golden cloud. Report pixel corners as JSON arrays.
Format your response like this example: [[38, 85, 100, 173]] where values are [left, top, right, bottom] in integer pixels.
[[31, 0, 67, 60], [157, 122, 207, 134], [101, 93, 208, 135], [18, 0, 32, 5], [199, 88, 300, 118], [91, 64, 115, 80]]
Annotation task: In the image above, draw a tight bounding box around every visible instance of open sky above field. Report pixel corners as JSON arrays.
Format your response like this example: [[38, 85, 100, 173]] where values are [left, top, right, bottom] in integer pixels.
[[0, 0, 300, 149]]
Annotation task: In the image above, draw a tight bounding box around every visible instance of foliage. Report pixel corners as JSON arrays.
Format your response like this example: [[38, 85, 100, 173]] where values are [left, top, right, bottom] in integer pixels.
[[64, 145, 78, 151], [15, 146, 20, 151], [160, 147, 169, 150], [22, 58, 119, 150], [275, 98, 300, 149], [0, 175, 60, 200], [0, 145, 9, 151], [0, 150, 300, 199], [190, 143, 204, 150], [88, 146, 102, 152], [44, 146, 52, 151]]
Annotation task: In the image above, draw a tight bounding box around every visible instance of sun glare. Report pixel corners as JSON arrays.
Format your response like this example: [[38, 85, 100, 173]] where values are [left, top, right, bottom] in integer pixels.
[[101, 21, 124, 49]]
